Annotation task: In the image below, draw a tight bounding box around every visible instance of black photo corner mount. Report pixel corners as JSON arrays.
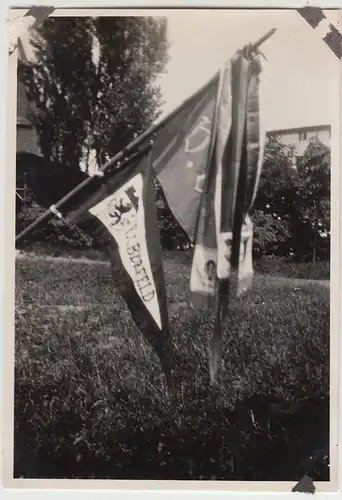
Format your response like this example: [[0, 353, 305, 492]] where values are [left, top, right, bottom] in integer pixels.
[[292, 452, 329, 494], [292, 474, 315, 494]]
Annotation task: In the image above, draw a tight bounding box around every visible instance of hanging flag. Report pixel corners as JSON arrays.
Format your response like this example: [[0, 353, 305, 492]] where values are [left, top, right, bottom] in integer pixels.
[[189, 51, 263, 311], [188, 146, 219, 310], [189, 60, 232, 310], [188, 53, 243, 385], [245, 56, 265, 215], [216, 53, 251, 298], [187, 50, 264, 384], [152, 75, 220, 242], [212, 53, 263, 384], [235, 56, 265, 297], [67, 146, 173, 389], [218, 51, 264, 306]]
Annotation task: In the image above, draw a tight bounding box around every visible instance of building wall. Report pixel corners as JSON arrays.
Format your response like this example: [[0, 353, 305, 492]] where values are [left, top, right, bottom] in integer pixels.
[[268, 126, 331, 156], [17, 80, 30, 123], [316, 128, 331, 146], [16, 46, 41, 156], [17, 127, 40, 156]]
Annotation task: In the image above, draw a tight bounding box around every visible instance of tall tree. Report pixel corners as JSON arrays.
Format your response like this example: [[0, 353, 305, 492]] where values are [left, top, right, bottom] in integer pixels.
[[296, 138, 331, 263], [19, 16, 169, 175], [252, 209, 291, 258], [251, 137, 299, 257], [253, 137, 299, 220]]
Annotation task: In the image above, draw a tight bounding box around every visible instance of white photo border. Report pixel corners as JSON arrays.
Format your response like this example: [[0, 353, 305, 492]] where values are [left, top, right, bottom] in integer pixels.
[[1, 2, 341, 498]]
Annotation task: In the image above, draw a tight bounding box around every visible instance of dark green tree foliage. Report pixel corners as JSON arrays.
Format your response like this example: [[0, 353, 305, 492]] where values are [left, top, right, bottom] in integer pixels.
[[19, 18, 94, 170], [252, 137, 299, 257], [19, 16, 168, 171], [17, 16, 169, 246], [252, 136, 331, 262], [252, 210, 291, 258], [254, 137, 299, 219], [16, 152, 87, 211], [91, 17, 168, 165], [295, 138, 331, 262]]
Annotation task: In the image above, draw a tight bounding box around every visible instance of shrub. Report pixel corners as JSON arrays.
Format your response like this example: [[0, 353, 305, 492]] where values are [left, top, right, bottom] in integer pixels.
[[254, 256, 330, 280]]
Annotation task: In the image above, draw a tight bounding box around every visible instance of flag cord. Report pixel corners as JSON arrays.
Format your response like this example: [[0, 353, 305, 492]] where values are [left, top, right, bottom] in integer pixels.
[[15, 28, 276, 245]]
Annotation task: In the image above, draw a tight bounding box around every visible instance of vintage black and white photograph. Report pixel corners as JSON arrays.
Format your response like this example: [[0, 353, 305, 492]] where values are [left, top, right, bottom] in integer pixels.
[[6, 6, 340, 487]]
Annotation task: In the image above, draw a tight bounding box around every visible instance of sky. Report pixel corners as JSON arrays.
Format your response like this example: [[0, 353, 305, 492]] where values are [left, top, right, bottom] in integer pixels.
[[16, 8, 341, 132], [156, 9, 341, 131]]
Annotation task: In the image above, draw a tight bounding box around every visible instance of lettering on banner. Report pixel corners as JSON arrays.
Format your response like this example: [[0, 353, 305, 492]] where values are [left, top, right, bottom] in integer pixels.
[[89, 174, 162, 328], [105, 186, 155, 303]]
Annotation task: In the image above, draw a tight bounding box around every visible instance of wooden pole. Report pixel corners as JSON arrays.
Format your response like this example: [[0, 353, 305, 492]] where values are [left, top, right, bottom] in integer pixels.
[[250, 28, 277, 51]]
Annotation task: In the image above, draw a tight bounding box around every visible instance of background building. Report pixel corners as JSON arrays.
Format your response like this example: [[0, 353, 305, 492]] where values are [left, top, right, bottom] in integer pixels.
[[266, 124, 331, 155], [16, 38, 40, 156]]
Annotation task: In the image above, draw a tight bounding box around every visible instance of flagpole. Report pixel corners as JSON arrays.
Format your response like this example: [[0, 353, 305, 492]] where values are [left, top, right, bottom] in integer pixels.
[[15, 28, 276, 245], [249, 28, 277, 52]]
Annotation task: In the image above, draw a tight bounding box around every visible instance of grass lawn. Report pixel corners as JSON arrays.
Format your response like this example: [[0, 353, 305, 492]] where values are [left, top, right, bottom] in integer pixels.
[[14, 253, 330, 481], [18, 242, 330, 280]]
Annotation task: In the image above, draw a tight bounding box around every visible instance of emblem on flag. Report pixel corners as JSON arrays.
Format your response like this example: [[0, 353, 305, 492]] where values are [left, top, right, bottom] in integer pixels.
[[154, 94, 217, 240], [184, 116, 212, 192], [89, 174, 162, 328], [190, 245, 217, 298], [205, 260, 217, 286], [106, 188, 138, 230], [217, 220, 253, 280], [185, 115, 211, 154]]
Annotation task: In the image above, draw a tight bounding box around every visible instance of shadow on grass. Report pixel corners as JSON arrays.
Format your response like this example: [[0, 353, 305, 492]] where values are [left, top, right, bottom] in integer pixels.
[[14, 387, 329, 481]]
